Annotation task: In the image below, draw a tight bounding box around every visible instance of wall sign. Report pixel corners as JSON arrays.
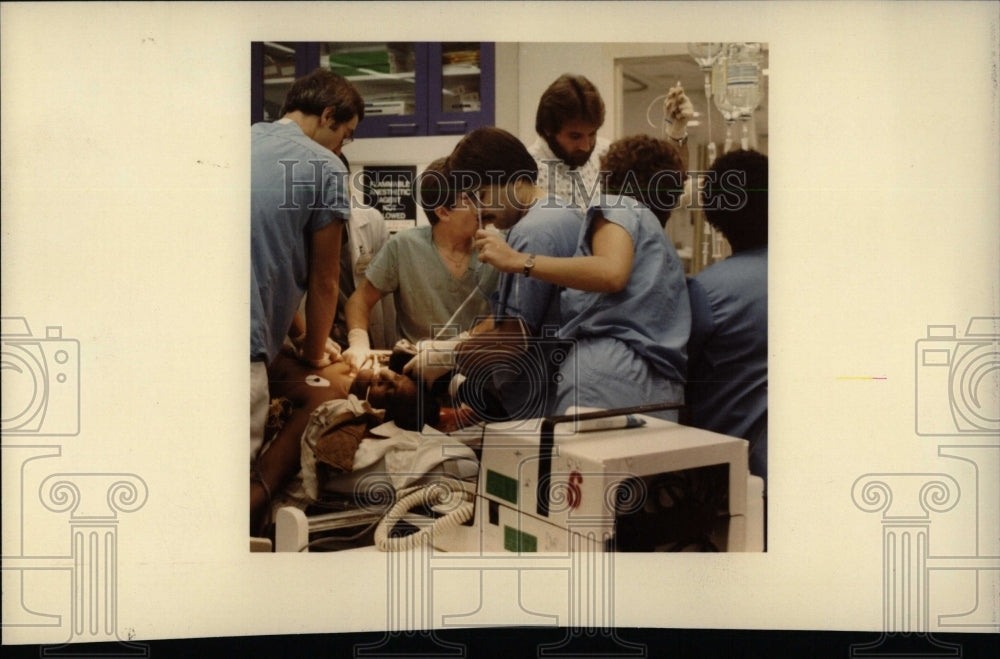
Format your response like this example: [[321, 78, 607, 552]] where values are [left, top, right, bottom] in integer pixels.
[[361, 165, 417, 232]]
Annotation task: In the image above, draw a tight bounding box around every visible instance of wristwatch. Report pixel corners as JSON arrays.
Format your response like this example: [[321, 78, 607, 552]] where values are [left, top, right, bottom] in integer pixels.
[[522, 254, 536, 277]]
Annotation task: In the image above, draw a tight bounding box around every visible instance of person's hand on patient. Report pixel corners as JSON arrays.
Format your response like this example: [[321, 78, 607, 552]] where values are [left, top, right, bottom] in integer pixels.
[[291, 335, 340, 369], [403, 334, 470, 386], [341, 328, 372, 375]]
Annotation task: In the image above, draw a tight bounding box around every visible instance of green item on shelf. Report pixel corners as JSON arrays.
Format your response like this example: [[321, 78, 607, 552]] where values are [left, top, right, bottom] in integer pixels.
[[328, 51, 391, 76]]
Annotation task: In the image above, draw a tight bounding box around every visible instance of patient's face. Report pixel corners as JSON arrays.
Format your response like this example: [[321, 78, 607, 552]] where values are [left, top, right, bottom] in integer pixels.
[[350, 368, 418, 410]]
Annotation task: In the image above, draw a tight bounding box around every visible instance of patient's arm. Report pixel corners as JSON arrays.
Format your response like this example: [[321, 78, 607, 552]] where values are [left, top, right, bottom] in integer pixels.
[[251, 350, 355, 535], [251, 411, 309, 536]]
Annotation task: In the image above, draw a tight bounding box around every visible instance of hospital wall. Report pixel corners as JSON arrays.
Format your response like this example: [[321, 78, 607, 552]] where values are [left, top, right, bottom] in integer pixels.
[[510, 42, 691, 141]]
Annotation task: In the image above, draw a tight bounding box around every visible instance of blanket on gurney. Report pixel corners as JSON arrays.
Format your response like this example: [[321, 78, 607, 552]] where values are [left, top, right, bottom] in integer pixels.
[[274, 395, 477, 510]]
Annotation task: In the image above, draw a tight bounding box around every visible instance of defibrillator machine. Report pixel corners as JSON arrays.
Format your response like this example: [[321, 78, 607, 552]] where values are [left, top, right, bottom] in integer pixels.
[[434, 403, 765, 553], [276, 404, 765, 553]]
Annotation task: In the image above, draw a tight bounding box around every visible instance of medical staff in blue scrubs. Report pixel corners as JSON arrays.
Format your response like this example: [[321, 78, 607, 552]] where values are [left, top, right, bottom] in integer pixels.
[[441, 127, 583, 421], [474, 134, 690, 421], [250, 69, 363, 533], [686, 149, 768, 481]]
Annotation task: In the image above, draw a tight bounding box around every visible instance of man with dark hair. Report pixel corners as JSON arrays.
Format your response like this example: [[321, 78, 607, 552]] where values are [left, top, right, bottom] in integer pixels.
[[251, 68, 363, 467], [528, 74, 609, 208], [686, 149, 768, 481], [528, 74, 692, 208], [340, 157, 499, 373], [416, 157, 459, 222], [428, 127, 583, 420], [278, 68, 366, 129]]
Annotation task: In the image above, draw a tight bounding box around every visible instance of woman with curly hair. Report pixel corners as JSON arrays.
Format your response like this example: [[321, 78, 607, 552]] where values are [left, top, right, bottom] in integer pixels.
[[474, 134, 690, 419]]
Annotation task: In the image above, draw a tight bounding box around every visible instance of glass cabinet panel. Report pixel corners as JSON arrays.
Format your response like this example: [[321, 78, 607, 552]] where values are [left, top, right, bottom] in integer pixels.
[[252, 41, 493, 137], [319, 42, 428, 137], [322, 42, 419, 119], [427, 42, 495, 135], [260, 42, 299, 122], [439, 43, 484, 114]]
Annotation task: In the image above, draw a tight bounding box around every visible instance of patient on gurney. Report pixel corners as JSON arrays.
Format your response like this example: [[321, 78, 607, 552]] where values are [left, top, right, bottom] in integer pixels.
[[251, 347, 442, 537]]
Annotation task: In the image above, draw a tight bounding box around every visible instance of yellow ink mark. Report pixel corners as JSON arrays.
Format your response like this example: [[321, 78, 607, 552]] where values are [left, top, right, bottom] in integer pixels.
[[837, 376, 887, 380]]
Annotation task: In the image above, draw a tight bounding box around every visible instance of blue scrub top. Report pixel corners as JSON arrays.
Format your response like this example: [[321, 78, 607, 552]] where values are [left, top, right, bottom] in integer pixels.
[[250, 121, 349, 363], [686, 247, 768, 447], [560, 195, 690, 384], [489, 197, 582, 418]]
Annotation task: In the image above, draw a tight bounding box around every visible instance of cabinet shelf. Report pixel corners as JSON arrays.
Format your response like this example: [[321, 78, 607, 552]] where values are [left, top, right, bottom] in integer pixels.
[[442, 65, 481, 77], [344, 73, 416, 83]]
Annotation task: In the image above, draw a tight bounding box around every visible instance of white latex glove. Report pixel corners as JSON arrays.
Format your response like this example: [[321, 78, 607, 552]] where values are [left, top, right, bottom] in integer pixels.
[[402, 334, 469, 385], [341, 328, 371, 375]]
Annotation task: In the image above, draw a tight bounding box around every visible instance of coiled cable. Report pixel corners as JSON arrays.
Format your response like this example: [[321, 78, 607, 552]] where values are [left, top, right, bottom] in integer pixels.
[[373, 480, 475, 552]]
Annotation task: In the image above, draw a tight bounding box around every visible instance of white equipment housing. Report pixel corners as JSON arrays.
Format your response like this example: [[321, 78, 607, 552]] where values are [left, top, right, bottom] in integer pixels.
[[436, 404, 764, 553], [275, 405, 766, 553]]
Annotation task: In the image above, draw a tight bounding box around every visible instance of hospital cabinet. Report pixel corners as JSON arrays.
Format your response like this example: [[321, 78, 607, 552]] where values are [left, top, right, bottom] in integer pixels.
[[251, 41, 495, 138]]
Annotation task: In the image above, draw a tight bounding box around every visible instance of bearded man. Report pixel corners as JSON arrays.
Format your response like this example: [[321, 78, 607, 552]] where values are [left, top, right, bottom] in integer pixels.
[[527, 73, 691, 209]]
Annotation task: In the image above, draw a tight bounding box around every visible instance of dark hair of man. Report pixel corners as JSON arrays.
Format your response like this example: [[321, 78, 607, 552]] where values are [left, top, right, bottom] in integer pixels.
[[280, 68, 365, 125], [535, 74, 605, 137], [600, 135, 684, 228], [702, 149, 768, 252], [416, 157, 454, 225], [446, 127, 538, 192]]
